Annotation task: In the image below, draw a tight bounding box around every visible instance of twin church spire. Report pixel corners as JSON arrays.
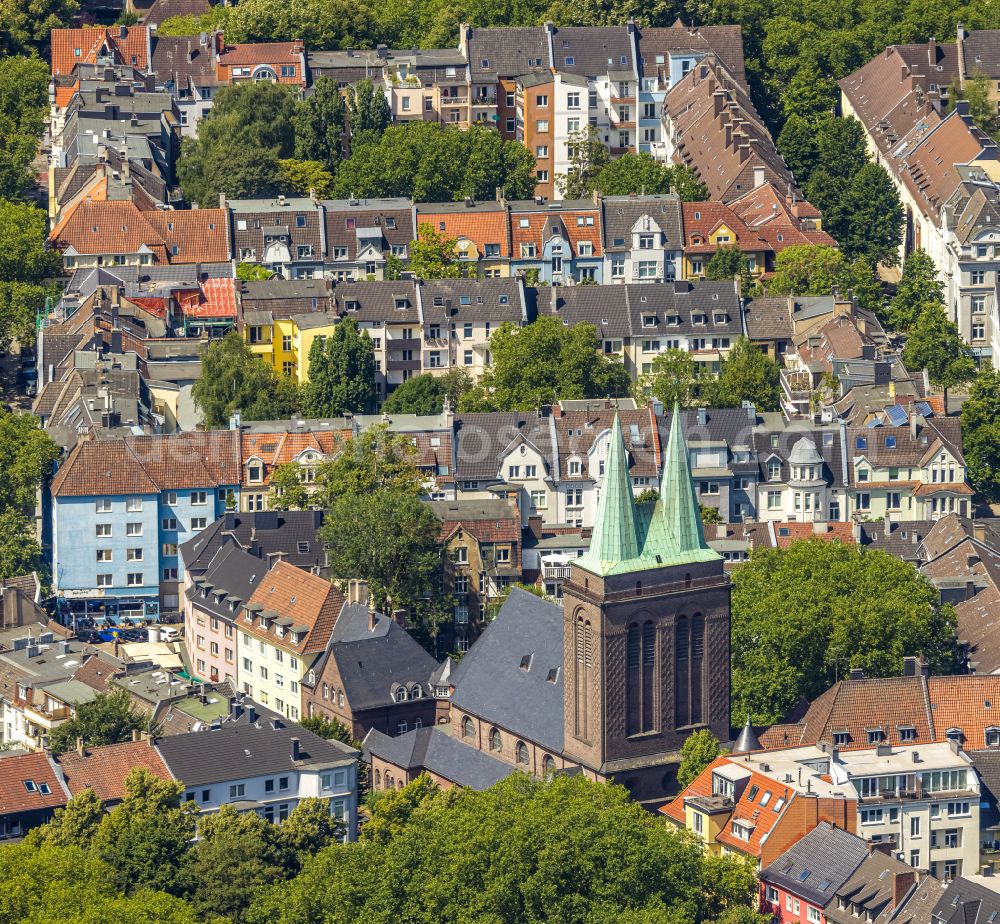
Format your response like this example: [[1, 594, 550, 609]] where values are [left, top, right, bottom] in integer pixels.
[[575, 404, 720, 577]]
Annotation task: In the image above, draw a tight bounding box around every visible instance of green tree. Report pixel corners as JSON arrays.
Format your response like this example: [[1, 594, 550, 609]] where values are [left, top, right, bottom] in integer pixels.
[[0, 408, 60, 514], [188, 804, 287, 922], [776, 115, 817, 184], [958, 72, 1000, 138], [0, 842, 201, 924], [557, 125, 611, 199], [700, 505, 723, 525], [92, 769, 197, 895], [321, 489, 443, 617], [26, 787, 104, 849], [961, 365, 1000, 503], [268, 462, 311, 511], [277, 158, 335, 198], [840, 256, 885, 318], [236, 262, 275, 281], [382, 369, 471, 415], [902, 302, 977, 391], [0, 0, 78, 56], [0, 55, 49, 199], [409, 224, 462, 279], [315, 424, 426, 501], [361, 773, 440, 845], [887, 249, 944, 332], [248, 773, 760, 924], [300, 317, 376, 417], [177, 82, 298, 206], [705, 244, 752, 290], [767, 244, 846, 296], [834, 162, 905, 267], [460, 317, 631, 411], [48, 689, 157, 756], [0, 280, 59, 352], [293, 76, 346, 168], [279, 797, 346, 865], [348, 78, 391, 147], [156, 3, 229, 36], [192, 332, 300, 428], [223, 0, 376, 48], [594, 153, 708, 200], [640, 348, 705, 409], [0, 508, 43, 582], [299, 713, 357, 747], [332, 122, 535, 202], [732, 540, 959, 724], [708, 337, 782, 411], [0, 197, 60, 284], [677, 729, 725, 790]]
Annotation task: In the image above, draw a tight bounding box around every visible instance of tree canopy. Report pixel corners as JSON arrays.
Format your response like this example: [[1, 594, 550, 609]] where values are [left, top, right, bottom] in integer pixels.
[[640, 348, 707, 409], [961, 365, 1000, 504], [460, 317, 631, 411], [381, 369, 471, 415], [732, 540, 959, 724], [300, 318, 377, 418], [247, 773, 760, 924], [677, 729, 726, 791], [593, 153, 709, 200], [708, 337, 782, 411], [410, 224, 462, 279], [47, 689, 156, 756], [901, 303, 977, 390], [0, 56, 49, 199], [192, 332, 300, 427], [887, 249, 944, 332]]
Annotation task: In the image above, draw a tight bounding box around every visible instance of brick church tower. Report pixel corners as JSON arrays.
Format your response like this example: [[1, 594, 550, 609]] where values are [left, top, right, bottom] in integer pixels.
[[561, 407, 731, 801]]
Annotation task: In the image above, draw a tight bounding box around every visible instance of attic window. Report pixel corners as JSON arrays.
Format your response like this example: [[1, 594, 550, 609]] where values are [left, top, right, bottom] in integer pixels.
[[23, 780, 37, 792], [694, 211, 701, 220], [546, 667, 559, 683], [855, 436, 867, 450], [565, 56, 574, 66], [886, 436, 896, 449], [481, 59, 489, 68], [519, 653, 533, 671], [297, 542, 310, 553]]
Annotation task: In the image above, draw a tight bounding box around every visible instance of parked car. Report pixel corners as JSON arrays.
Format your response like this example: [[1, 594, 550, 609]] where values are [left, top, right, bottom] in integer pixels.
[[160, 625, 181, 643]]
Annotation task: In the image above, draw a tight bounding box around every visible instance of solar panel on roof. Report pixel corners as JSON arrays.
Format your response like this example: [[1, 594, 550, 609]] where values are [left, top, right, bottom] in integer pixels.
[[916, 401, 933, 417], [886, 404, 908, 426]]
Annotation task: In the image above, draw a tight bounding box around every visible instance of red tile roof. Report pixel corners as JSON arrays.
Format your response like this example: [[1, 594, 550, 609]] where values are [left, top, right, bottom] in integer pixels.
[[146, 209, 231, 264], [178, 278, 238, 319], [681, 202, 764, 254], [771, 522, 856, 548], [244, 560, 344, 654], [927, 675, 1000, 750], [240, 431, 347, 487], [0, 752, 67, 815], [57, 739, 172, 802], [218, 41, 301, 67], [51, 26, 150, 78], [417, 211, 510, 258], [510, 209, 603, 257]]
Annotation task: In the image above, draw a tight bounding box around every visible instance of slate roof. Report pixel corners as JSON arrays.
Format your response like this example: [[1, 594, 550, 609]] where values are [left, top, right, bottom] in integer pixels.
[[363, 727, 515, 790], [230, 198, 323, 263], [932, 878, 1000, 924], [323, 198, 414, 261], [956, 584, 1000, 675], [744, 296, 793, 341], [547, 284, 632, 339], [187, 544, 267, 621], [847, 416, 965, 469], [155, 712, 356, 787], [963, 30, 1000, 76], [418, 278, 523, 324], [332, 279, 420, 323], [179, 509, 328, 574], [319, 603, 439, 711], [624, 279, 742, 339], [464, 26, 550, 77], [637, 22, 747, 85], [552, 405, 661, 480], [826, 853, 922, 924], [453, 412, 557, 482], [548, 25, 635, 76], [0, 752, 68, 815], [450, 587, 565, 753], [859, 520, 935, 563], [149, 33, 216, 86], [57, 739, 172, 802], [429, 499, 520, 544], [760, 821, 869, 908], [244, 560, 344, 655], [600, 194, 683, 251]]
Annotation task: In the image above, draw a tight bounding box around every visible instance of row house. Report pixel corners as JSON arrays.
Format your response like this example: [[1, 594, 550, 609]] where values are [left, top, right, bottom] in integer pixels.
[[432, 498, 522, 652], [324, 197, 415, 281], [846, 414, 972, 521], [544, 278, 743, 380], [508, 198, 604, 282], [415, 200, 510, 277], [841, 37, 1000, 360], [48, 430, 241, 618], [229, 196, 326, 280], [660, 55, 801, 203], [599, 193, 683, 283], [0, 753, 69, 840], [214, 37, 306, 86], [149, 32, 220, 137], [49, 199, 230, 273]]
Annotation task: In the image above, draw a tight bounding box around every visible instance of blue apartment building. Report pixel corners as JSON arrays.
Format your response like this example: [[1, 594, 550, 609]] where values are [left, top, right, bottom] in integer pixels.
[[49, 432, 241, 622]]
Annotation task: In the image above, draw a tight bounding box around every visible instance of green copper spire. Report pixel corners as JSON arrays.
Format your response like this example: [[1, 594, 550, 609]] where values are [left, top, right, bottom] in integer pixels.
[[658, 401, 714, 556], [575, 413, 641, 576]]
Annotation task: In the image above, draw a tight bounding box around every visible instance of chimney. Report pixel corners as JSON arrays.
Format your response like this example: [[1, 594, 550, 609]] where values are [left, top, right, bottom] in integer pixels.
[[903, 655, 918, 677], [132, 728, 141, 742], [812, 521, 830, 535], [892, 871, 915, 908], [927, 37, 937, 66], [348, 579, 369, 606], [247, 704, 257, 724], [910, 413, 919, 440], [291, 737, 301, 761], [368, 608, 378, 631], [974, 521, 985, 543], [849, 668, 865, 681], [76, 737, 85, 757]]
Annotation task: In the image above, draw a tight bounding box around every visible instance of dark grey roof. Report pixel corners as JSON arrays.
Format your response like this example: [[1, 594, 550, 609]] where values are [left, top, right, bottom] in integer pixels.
[[450, 587, 564, 752], [185, 544, 267, 621], [752, 427, 846, 487], [179, 510, 327, 575], [465, 26, 549, 77], [332, 279, 420, 323], [363, 727, 514, 790], [322, 198, 414, 261], [600, 194, 683, 250], [744, 296, 793, 341], [760, 822, 868, 908], [858, 520, 935, 563], [549, 25, 635, 76], [636, 23, 747, 84], [453, 412, 557, 482], [321, 603, 439, 712], [546, 285, 631, 339], [624, 280, 742, 338], [418, 278, 524, 325], [931, 877, 1000, 924], [963, 30, 1000, 76], [155, 712, 357, 786]]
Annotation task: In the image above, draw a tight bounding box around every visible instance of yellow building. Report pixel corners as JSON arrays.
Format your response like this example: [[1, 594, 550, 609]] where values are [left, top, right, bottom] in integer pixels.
[[236, 560, 343, 722], [242, 311, 340, 385]]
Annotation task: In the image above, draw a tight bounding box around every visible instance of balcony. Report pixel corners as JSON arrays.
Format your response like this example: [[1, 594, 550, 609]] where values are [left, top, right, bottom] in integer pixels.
[[441, 95, 468, 107], [386, 357, 422, 371], [542, 563, 572, 580], [473, 93, 498, 107], [23, 702, 71, 729], [387, 338, 421, 351]]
